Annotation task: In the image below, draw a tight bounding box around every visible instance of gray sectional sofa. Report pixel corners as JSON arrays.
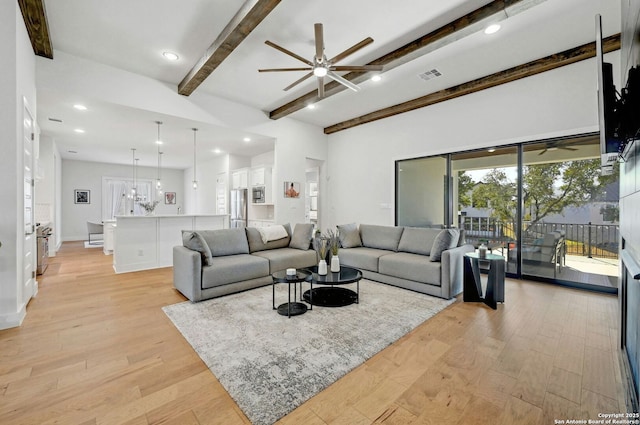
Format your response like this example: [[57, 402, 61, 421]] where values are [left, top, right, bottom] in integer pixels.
[[173, 224, 316, 302], [172, 222, 474, 303], [337, 224, 475, 299]]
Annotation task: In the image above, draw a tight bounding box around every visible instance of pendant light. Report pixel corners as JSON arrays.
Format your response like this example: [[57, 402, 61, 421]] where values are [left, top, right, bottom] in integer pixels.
[[192, 128, 198, 190], [155, 121, 163, 192]]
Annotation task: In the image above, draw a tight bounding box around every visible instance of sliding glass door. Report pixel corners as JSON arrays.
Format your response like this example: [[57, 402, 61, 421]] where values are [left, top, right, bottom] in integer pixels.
[[395, 133, 620, 293], [451, 146, 519, 276]]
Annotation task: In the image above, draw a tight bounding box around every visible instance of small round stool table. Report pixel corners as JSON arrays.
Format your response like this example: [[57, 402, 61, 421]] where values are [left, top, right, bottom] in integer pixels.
[[272, 269, 313, 317]]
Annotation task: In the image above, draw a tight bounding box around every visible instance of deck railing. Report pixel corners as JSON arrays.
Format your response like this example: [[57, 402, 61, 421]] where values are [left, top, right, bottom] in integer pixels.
[[459, 217, 619, 259]]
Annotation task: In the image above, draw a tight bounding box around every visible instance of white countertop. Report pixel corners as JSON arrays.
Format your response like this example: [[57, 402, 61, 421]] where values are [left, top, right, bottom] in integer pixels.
[[115, 214, 229, 219]]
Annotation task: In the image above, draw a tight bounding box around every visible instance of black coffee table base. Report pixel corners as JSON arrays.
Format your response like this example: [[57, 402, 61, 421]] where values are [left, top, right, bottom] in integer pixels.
[[276, 301, 308, 317], [303, 287, 358, 307]]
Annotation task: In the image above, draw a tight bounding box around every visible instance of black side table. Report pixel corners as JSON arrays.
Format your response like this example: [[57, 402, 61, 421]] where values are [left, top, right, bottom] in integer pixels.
[[463, 252, 505, 310], [272, 269, 313, 317]]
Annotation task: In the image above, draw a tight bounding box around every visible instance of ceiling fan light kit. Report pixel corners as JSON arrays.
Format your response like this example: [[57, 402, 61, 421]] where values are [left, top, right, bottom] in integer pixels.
[[259, 23, 383, 98]]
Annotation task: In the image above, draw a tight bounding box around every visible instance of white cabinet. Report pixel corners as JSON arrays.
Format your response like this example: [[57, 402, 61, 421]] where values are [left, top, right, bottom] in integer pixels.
[[231, 168, 248, 189]]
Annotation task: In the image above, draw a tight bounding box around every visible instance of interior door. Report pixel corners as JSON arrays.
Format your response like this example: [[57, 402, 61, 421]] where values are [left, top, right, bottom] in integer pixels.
[[23, 102, 36, 303]]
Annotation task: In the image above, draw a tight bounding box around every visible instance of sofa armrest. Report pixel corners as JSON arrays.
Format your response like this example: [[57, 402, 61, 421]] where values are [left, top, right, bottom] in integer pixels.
[[173, 246, 203, 302], [440, 244, 475, 299]]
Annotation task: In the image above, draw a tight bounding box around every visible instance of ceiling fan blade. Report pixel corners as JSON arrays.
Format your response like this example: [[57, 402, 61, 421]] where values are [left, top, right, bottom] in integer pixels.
[[538, 149, 548, 156], [331, 65, 384, 72], [283, 72, 314, 91], [265, 40, 313, 66], [329, 37, 374, 64], [327, 71, 360, 92], [318, 76, 325, 98], [560, 146, 578, 151], [314, 23, 324, 62], [258, 67, 312, 72]]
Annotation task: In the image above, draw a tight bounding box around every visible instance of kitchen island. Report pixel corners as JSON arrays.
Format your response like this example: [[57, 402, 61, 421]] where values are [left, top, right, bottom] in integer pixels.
[[113, 214, 229, 273]]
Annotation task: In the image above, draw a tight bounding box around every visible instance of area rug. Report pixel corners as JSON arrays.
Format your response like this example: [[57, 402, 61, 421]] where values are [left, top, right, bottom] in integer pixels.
[[162, 280, 454, 425], [83, 241, 103, 248]]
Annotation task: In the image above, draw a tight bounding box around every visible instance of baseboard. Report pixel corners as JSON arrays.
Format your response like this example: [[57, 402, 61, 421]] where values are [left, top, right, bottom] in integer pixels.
[[0, 304, 27, 330]]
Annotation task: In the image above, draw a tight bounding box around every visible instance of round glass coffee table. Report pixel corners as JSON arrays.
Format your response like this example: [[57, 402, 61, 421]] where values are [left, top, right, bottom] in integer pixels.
[[272, 269, 313, 317], [302, 265, 362, 307]]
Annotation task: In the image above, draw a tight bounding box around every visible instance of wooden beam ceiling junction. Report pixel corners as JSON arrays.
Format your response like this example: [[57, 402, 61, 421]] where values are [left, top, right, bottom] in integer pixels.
[[178, 0, 281, 96], [324, 34, 621, 135], [18, 0, 53, 59], [268, 0, 546, 120]]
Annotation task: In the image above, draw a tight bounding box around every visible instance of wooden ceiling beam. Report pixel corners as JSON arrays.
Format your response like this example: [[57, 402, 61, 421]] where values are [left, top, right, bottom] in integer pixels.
[[178, 0, 281, 96], [269, 0, 541, 120], [324, 34, 621, 134], [18, 0, 53, 59]]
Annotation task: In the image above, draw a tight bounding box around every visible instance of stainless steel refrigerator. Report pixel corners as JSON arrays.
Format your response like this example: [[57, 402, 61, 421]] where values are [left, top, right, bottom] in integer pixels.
[[230, 188, 248, 228]]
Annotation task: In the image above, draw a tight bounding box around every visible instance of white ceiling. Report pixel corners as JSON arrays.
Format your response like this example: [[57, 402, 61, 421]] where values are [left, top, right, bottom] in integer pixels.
[[37, 0, 621, 169]]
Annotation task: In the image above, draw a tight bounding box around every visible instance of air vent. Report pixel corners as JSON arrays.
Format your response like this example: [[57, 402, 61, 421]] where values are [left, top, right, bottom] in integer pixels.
[[48, 117, 63, 123], [418, 68, 442, 81]]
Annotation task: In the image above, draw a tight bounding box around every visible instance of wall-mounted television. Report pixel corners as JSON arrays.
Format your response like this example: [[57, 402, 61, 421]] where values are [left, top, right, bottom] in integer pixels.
[[596, 14, 640, 173], [595, 14, 622, 171]]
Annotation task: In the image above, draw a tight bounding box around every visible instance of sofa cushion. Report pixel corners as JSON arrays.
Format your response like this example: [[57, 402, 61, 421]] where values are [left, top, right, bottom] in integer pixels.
[[359, 224, 404, 252], [201, 254, 269, 289], [379, 252, 442, 286], [182, 231, 213, 266], [397, 227, 442, 256], [457, 228, 467, 247], [198, 228, 249, 257], [252, 247, 317, 274], [430, 229, 460, 262], [246, 224, 292, 253], [339, 247, 394, 272], [337, 223, 362, 248], [289, 223, 314, 250]]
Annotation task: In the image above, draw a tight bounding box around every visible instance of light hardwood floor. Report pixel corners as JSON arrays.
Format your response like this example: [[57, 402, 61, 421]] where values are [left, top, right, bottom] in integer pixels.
[[0, 242, 628, 424]]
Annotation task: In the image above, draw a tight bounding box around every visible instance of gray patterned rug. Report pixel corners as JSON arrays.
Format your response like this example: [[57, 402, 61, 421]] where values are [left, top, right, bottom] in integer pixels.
[[162, 280, 454, 425]]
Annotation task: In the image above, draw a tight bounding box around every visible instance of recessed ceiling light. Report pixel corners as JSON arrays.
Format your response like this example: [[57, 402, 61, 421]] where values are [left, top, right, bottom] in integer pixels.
[[156, 140, 163, 145], [484, 24, 501, 35], [73, 104, 87, 111], [307, 104, 316, 110], [371, 75, 382, 82], [213, 148, 222, 154], [243, 137, 251, 142], [74, 129, 85, 133], [162, 51, 179, 61]]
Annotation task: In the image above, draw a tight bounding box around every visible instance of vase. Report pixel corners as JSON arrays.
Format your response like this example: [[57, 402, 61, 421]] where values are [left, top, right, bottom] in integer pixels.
[[331, 255, 340, 272], [318, 259, 327, 275]]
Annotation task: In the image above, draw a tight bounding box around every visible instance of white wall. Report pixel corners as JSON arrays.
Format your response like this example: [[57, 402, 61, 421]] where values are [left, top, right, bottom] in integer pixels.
[[61, 159, 185, 240], [325, 53, 620, 229], [183, 153, 228, 214], [0, 2, 37, 329]]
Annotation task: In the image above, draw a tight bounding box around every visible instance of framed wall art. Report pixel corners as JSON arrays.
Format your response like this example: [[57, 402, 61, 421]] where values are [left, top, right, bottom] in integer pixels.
[[284, 181, 300, 198], [165, 192, 176, 204], [74, 189, 90, 204]]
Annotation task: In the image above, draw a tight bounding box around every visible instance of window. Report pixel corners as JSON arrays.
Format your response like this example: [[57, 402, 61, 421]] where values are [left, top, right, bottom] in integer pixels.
[[102, 177, 154, 220]]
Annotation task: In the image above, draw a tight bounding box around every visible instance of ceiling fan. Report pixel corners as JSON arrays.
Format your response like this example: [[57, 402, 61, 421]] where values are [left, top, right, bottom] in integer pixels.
[[538, 142, 578, 155], [258, 23, 383, 98]]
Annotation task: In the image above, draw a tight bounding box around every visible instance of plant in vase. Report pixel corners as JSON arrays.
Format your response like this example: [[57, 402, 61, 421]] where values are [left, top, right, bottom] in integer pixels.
[[313, 236, 328, 275], [326, 228, 341, 272], [139, 200, 159, 216]]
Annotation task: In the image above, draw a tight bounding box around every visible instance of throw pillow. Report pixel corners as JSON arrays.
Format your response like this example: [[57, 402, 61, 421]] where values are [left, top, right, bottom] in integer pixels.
[[429, 229, 460, 262], [337, 223, 362, 248], [289, 223, 315, 250], [457, 228, 467, 247], [182, 230, 213, 266], [397, 227, 442, 256]]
